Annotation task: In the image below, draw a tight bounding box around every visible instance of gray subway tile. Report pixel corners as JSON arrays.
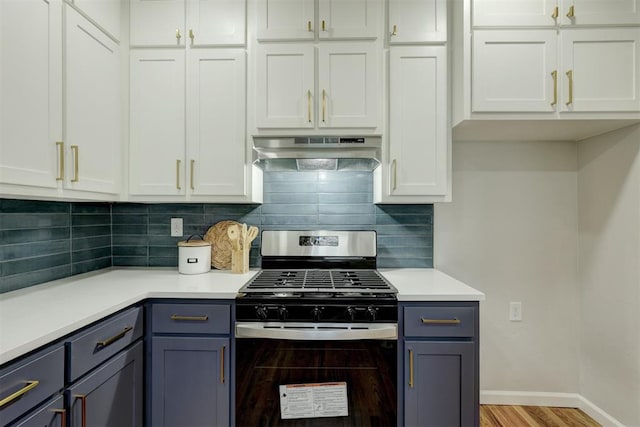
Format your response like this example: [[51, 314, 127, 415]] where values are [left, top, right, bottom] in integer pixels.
[[0, 228, 71, 245], [71, 203, 110, 214], [112, 203, 148, 214], [2, 253, 71, 276], [0, 265, 71, 293], [318, 204, 375, 215], [263, 193, 318, 204], [112, 235, 148, 246], [113, 246, 148, 257], [265, 182, 319, 193], [1, 213, 70, 230], [261, 204, 318, 215], [72, 257, 111, 275], [317, 181, 372, 193], [72, 214, 111, 226], [263, 171, 318, 183], [150, 246, 178, 258], [1, 199, 69, 214], [111, 214, 148, 225], [112, 224, 148, 235], [71, 225, 111, 238], [72, 236, 112, 251], [113, 256, 148, 267], [318, 214, 375, 226], [2, 240, 70, 261], [318, 193, 372, 204], [72, 247, 111, 263], [375, 214, 433, 225], [149, 257, 178, 267], [261, 215, 319, 226], [149, 204, 204, 215]]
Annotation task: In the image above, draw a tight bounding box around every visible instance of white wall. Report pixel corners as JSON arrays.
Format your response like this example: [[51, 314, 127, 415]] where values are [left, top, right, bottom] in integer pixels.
[[435, 140, 580, 394], [578, 124, 640, 427]]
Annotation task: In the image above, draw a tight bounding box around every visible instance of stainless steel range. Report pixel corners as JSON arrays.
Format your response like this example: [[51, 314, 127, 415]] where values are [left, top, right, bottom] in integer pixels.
[[235, 231, 398, 427], [235, 230, 398, 339]]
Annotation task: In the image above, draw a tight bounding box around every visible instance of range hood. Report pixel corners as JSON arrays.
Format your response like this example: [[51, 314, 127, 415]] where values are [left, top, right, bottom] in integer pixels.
[[252, 136, 382, 171]]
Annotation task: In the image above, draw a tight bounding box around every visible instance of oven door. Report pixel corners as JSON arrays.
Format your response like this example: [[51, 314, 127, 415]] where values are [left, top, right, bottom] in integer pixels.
[[235, 328, 397, 426]]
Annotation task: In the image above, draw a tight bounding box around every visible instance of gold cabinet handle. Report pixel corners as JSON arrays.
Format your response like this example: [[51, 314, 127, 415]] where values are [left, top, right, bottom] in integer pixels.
[[551, 70, 558, 106], [96, 326, 133, 349], [391, 159, 397, 191], [53, 409, 67, 427], [307, 20, 312, 32], [551, 6, 559, 19], [421, 317, 461, 324], [322, 89, 326, 123], [307, 90, 312, 123], [190, 159, 195, 190], [566, 70, 573, 106], [566, 5, 575, 18], [70, 145, 79, 182], [220, 345, 226, 384], [391, 24, 397, 36], [170, 315, 209, 321], [322, 20, 326, 31], [176, 159, 181, 190], [189, 29, 194, 42], [176, 28, 181, 41], [408, 349, 414, 388], [56, 141, 64, 181], [0, 380, 39, 407], [75, 395, 87, 427]]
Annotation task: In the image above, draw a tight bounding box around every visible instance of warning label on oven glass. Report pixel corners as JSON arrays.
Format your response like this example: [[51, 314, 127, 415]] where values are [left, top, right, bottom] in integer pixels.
[[279, 382, 348, 419]]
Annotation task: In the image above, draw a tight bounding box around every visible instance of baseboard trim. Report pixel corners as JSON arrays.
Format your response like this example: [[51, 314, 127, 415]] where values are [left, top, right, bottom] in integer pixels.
[[480, 391, 624, 427]]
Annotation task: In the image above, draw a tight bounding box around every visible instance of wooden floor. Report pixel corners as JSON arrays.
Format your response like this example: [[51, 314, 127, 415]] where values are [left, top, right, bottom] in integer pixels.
[[481, 405, 601, 427]]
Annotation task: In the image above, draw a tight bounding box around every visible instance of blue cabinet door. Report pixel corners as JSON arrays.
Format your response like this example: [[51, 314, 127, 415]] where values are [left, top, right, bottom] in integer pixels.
[[9, 395, 65, 427], [404, 341, 476, 427], [67, 341, 143, 427], [150, 336, 229, 427]]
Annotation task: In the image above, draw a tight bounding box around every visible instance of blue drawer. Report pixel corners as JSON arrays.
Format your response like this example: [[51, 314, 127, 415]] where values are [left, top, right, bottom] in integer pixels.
[[0, 345, 64, 426], [151, 303, 230, 334], [9, 395, 64, 427], [404, 306, 476, 338], [67, 306, 143, 382]]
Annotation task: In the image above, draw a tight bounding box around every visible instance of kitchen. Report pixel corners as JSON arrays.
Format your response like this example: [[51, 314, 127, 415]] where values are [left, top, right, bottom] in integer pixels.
[[1, 0, 639, 426]]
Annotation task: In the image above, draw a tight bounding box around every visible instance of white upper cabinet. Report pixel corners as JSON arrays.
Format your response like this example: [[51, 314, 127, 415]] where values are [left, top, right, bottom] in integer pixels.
[[472, 30, 558, 112], [388, 0, 447, 43], [256, 0, 315, 40], [472, 0, 559, 27], [188, 0, 246, 46], [129, 50, 186, 196], [472, 28, 640, 113], [383, 46, 448, 200], [65, 6, 121, 195], [71, 0, 121, 40], [0, 0, 62, 190], [255, 43, 380, 130], [317, 44, 380, 128], [255, 45, 315, 128], [560, 28, 640, 112], [318, 0, 379, 39], [131, 0, 245, 47], [473, 0, 640, 27], [256, 0, 379, 40], [130, 0, 185, 46], [187, 50, 246, 196]]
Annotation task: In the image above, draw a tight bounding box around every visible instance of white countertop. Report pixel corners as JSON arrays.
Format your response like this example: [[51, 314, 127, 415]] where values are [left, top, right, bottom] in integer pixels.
[[0, 267, 483, 365]]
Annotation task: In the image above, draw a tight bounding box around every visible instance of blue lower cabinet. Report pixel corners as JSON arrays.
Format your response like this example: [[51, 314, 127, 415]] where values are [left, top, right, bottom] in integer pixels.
[[66, 341, 143, 427], [150, 336, 230, 427], [404, 341, 475, 427], [9, 396, 65, 427]]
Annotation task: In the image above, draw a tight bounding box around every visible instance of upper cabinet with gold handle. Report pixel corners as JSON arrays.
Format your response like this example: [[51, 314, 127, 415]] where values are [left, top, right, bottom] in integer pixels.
[[56, 142, 65, 182], [565, 70, 573, 106], [566, 5, 575, 18], [70, 145, 79, 183]]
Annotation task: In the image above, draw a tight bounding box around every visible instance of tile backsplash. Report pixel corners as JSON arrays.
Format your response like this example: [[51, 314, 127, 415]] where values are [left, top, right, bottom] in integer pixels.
[[1, 171, 433, 293]]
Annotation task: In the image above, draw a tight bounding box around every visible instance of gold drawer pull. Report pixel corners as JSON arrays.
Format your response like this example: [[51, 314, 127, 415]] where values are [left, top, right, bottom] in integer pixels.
[[96, 326, 133, 349], [220, 345, 226, 384], [56, 141, 64, 181], [170, 315, 209, 321], [0, 380, 39, 407], [420, 317, 461, 325], [408, 349, 414, 388]]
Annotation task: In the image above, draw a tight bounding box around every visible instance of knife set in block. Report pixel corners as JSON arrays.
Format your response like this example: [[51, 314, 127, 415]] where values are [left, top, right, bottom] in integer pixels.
[[227, 224, 258, 273]]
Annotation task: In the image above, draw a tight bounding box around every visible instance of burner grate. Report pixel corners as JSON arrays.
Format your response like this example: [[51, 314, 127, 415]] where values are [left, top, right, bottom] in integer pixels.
[[243, 269, 394, 293]]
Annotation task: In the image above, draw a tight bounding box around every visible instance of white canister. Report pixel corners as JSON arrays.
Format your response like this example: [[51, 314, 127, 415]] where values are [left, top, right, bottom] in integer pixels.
[[178, 239, 211, 274]]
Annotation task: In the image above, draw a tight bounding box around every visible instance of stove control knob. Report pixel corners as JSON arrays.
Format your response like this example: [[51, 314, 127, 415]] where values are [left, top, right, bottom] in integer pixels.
[[367, 306, 378, 321], [345, 306, 357, 322], [311, 306, 323, 321], [255, 305, 268, 321], [278, 306, 289, 321]]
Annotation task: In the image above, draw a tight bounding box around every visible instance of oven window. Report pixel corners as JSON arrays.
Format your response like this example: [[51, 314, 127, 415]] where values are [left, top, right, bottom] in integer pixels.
[[236, 339, 397, 426]]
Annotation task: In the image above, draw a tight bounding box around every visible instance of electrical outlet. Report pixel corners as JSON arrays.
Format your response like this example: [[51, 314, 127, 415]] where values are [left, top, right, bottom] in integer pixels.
[[509, 301, 522, 322], [170, 218, 183, 237]]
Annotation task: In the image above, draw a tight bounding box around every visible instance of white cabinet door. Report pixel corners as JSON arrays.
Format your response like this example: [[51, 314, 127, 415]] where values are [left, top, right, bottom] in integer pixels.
[[188, 0, 245, 46], [65, 6, 120, 194], [256, 0, 314, 41], [388, 47, 448, 197], [318, 0, 379, 39], [560, 0, 640, 26], [472, 30, 558, 112], [130, 50, 185, 195], [472, 0, 558, 27], [560, 28, 640, 112], [388, 0, 447, 43], [72, 0, 121, 40], [187, 50, 246, 196], [130, 0, 185, 46], [317, 44, 380, 128], [255, 44, 315, 128], [0, 0, 62, 189]]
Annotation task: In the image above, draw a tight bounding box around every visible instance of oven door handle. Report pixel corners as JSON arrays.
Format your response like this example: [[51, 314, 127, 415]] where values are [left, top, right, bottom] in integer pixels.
[[235, 322, 397, 340]]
